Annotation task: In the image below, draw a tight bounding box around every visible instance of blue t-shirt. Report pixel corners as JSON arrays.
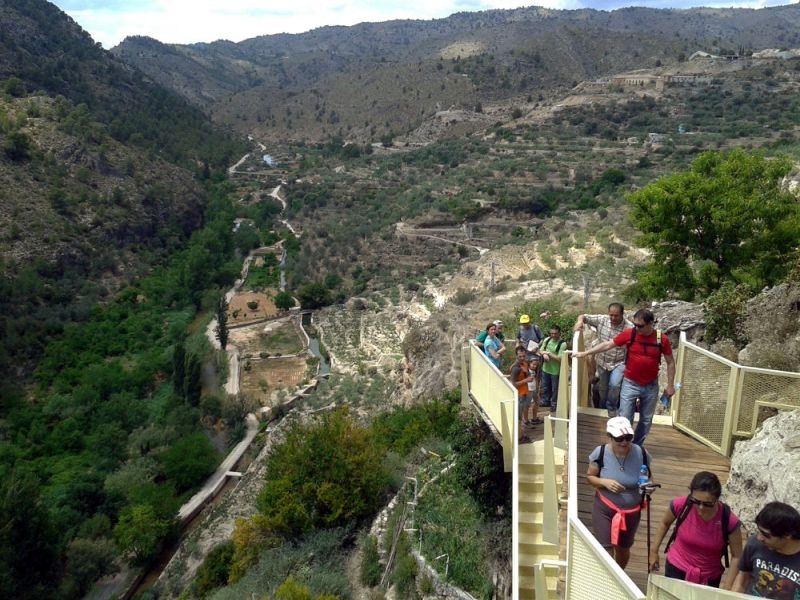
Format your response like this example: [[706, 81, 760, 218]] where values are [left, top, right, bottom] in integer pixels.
[[589, 443, 649, 509], [484, 336, 501, 368]]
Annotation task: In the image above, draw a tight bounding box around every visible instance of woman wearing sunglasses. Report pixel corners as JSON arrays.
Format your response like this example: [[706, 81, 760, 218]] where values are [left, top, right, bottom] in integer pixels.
[[648, 471, 743, 589], [587, 416, 652, 569]]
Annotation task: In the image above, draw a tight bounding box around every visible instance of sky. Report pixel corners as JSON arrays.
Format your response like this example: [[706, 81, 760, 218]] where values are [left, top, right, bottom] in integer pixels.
[[50, 0, 798, 49]]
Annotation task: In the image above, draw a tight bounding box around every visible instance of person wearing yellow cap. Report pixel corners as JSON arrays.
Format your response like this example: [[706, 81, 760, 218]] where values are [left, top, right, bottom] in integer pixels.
[[517, 313, 544, 357]]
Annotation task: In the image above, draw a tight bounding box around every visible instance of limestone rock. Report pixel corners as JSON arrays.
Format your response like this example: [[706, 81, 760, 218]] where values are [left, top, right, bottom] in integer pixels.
[[723, 409, 800, 536], [651, 300, 706, 346]]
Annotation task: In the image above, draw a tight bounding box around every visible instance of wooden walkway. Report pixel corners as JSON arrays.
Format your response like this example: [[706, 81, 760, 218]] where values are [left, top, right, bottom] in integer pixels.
[[575, 412, 732, 592]]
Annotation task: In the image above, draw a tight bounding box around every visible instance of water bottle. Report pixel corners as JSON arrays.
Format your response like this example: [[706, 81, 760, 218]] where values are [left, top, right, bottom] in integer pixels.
[[660, 383, 681, 408], [638, 464, 649, 488]]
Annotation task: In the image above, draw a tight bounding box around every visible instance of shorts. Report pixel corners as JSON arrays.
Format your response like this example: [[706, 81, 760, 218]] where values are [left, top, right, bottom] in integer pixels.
[[591, 493, 641, 549], [518, 393, 531, 419]]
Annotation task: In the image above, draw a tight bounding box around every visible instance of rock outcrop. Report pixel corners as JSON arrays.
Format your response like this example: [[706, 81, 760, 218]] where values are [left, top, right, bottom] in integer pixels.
[[651, 300, 706, 346], [723, 409, 800, 536]]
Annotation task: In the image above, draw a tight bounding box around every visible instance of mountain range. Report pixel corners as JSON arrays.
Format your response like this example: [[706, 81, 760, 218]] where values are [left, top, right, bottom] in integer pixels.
[[111, 4, 800, 143]]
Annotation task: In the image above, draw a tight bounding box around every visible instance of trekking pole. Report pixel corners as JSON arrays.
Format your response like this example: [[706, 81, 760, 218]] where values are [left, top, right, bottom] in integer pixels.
[[640, 483, 661, 572]]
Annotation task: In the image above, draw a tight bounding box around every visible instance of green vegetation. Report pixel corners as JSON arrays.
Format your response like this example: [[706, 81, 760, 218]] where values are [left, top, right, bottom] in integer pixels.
[[245, 253, 281, 290], [0, 182, 250, 599], [627, 149, 800, 300], [196, 394, 476, 598]]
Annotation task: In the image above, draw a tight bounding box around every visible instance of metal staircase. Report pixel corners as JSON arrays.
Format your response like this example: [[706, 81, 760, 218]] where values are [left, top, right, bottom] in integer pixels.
[[518, 441, 563, 600]]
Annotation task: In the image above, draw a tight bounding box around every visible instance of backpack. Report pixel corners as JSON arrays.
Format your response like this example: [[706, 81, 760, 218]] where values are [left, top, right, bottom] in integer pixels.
[[518, 324, 544, 345], [541, 336, 566, 355], [664, 499, 732, 567], [596, 443, 650, 477], [624, 327, 663, 365]]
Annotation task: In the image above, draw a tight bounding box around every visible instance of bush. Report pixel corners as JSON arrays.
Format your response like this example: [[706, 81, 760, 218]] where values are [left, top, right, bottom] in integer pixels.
[[160, 432, 220, 493], [193, 542, 234, 598], [359, 535, 382, 587], [704, 281, 749, 346], [449, 417, 510, 516], [256, 408, 390, 535], [453, 288, 476, 305]]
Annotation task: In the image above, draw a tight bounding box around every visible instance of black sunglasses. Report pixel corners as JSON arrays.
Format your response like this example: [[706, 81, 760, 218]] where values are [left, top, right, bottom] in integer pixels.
[[612, 434, 633, 442], [633, 322, 647, 329], [689, 496, 718, 508]]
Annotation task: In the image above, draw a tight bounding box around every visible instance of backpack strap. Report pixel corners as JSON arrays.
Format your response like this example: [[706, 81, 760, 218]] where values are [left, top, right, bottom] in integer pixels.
[[542, 337, 566, 354], [664, 497, 693, 555], [595, 443, 648, 473], [624, 328, 663, 364], [664, 500, 731, 567], [721, 503, 731, 568]]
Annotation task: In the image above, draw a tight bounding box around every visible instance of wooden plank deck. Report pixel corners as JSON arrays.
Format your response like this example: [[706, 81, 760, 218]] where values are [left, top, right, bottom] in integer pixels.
[[575, 413, 732, 592]]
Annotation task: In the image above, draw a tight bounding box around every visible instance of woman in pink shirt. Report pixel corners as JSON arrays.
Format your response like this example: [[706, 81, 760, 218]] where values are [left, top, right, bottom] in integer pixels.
[[648, 471, 744, 589]]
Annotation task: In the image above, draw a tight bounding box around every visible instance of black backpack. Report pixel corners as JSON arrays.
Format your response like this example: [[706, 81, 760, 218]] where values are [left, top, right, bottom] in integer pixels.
[[541, 336, 566, 354], [664, 499, 732, 567], [624, 327, 663, 365]]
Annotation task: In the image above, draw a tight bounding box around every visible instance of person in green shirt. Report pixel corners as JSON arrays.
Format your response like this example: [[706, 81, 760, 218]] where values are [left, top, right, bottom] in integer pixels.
[[539, 325, 567, 410]]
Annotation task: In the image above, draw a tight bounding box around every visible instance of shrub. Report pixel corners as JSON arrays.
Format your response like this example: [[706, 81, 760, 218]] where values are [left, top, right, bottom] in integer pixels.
[[453, 288, 476, 305], [359, 535, 382, 587], [704, 281, 749, 346], [256, 408, 390, 535], [193, 541, 234, 597]]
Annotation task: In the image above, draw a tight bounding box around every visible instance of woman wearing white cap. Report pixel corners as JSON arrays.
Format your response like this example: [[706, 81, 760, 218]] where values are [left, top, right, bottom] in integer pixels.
[[587, 416, 653, 569]]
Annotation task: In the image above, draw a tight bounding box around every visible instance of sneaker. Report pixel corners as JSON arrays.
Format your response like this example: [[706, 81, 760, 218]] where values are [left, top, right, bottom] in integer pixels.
[[607, 409, 617, 418], [519, 435, 533, 444]]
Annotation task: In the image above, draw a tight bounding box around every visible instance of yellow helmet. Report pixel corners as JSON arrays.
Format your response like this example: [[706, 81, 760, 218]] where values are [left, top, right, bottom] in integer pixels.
[[519, 314, 530, 324]]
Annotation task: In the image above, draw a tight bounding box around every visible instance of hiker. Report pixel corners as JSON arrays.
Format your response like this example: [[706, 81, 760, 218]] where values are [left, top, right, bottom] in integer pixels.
[[482, 322, 503, 368], [648, 471, 743, 589], [587, 416, 652, 569], [475, 319, 506, 353], [573, 308, 675, 446], [573, 302, 633, 417], [517, 313, 544, 355], [509, 346, 541, 444], [733, 501, 800, 598], [539, 324, 567, 411]]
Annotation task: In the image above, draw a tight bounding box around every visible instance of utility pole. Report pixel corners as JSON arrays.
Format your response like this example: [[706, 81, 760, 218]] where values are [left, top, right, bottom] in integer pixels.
[[581, 272, 593, 311]]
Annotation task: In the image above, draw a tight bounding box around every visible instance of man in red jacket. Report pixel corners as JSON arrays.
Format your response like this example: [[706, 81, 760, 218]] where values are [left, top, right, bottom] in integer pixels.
[[573, 308, 675, 446]]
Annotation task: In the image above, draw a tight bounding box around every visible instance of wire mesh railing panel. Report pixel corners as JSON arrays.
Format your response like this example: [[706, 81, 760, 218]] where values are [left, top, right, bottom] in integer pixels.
[[736, 368, 800, 434], [566, 520, 645, 600], [674, 346, 733, 449]]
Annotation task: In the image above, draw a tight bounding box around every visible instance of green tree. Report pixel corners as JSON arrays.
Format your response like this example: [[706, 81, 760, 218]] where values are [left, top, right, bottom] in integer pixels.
[[0, 469, 58, 599], [627, 149, 800, 300], [216, 297, 229, 350], [63, 537, 118, 596], [296, 282, 333, 309], [274, 290, 295, 311], [256, 408, 390, 536], [160, 432, 219, 493], [4, 130, 31, 161], [113, 504, 172, 564]]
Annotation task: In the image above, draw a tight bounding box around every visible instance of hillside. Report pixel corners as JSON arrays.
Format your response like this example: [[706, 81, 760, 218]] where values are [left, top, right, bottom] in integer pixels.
[[0, 0, 249, 380], [2, 3, 800, 599], [112, 5, 800, 143]]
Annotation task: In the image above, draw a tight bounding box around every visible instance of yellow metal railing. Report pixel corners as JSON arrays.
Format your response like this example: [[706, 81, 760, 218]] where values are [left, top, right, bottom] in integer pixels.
[[673, 331, 800, 456], [464, 328, 795, 599], [562, 332, 646, 600], [465, 342, 517, 470]]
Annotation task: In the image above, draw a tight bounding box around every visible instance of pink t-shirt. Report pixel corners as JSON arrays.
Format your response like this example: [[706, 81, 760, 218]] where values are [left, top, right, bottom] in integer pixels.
[[666, 496, 741, 583]]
